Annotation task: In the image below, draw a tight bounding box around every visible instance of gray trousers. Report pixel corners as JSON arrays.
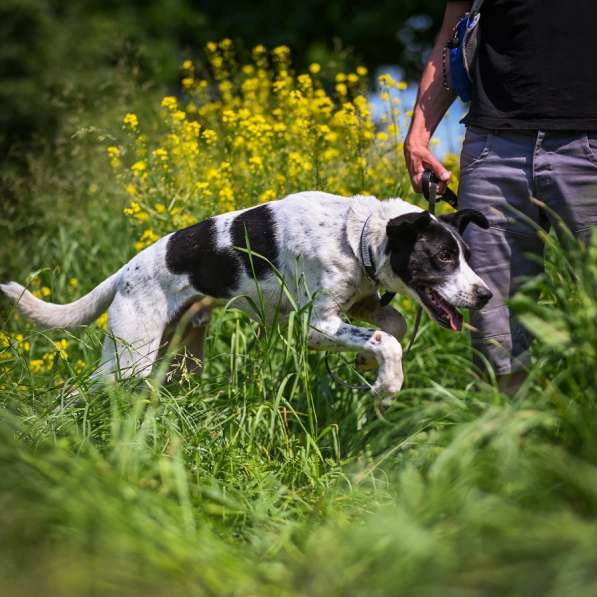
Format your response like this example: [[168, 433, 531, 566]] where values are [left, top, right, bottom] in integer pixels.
[[458, 127, 597, 375]]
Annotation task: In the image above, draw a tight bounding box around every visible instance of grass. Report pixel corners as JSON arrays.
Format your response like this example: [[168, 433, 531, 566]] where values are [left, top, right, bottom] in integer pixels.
[[2, 67, 597, 597]]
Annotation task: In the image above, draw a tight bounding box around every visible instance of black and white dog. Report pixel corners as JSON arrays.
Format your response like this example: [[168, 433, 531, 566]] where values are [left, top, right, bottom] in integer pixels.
[[1, 192, 491, 395]]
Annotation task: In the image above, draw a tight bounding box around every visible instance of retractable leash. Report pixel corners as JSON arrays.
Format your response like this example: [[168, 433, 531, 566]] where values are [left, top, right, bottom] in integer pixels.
[[325, 170, 458, 390]]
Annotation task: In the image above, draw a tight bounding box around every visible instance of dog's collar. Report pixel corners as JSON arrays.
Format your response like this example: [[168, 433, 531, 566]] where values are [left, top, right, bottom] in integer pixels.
[[359, 215, 378, 283], [359, 214, 396, 307]]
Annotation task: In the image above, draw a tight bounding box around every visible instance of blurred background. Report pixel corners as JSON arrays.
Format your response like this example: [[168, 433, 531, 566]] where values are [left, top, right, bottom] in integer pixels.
[[1, 0, 457, 165]]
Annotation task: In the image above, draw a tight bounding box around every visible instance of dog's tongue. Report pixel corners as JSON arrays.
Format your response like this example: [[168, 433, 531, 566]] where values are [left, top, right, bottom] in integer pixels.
[[448, 309, 463, 332]]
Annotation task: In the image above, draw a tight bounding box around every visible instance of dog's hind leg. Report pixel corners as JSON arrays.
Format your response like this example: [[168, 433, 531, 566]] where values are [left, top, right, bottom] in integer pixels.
[[162, 298, 214, 379], [91, 293, 168, 381]]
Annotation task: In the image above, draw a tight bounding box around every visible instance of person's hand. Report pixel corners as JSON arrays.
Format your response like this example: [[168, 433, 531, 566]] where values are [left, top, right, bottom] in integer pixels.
[[404, 137, 452, 193]]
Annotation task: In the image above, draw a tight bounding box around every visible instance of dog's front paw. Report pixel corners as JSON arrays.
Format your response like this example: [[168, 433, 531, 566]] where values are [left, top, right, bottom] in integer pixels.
[[371, 377, 403, 399]]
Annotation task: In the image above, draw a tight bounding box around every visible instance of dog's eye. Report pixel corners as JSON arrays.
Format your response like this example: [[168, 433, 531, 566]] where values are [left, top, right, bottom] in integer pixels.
[[437, 250, 454, 262]]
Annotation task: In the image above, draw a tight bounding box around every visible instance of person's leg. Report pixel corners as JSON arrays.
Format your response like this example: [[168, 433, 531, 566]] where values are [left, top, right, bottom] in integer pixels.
[[458, 128, 547, 389], [533, 132, 597, 245]]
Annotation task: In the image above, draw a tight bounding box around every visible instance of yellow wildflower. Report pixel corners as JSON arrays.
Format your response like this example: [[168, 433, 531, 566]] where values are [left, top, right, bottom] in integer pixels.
[[123, 113, 139, 130], [30, 359, 44, 374], [309, 63, 321, 74], [259, 189, 276, 203], [153, 148, 168, 161], [97, 312, 108, 330], [160, 96, 178, 110], [202, 129, 217, 144], [54, 339, 69, 359], [131, 161, 147, 175]]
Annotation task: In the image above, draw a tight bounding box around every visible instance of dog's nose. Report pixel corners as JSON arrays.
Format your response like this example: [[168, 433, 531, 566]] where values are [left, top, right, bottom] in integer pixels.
[[474, 285, 493, 308]]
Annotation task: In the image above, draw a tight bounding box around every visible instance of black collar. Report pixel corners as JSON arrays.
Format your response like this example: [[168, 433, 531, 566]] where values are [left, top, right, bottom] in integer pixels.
[[359, 215, 378, 283], [359, 215, 396, 306]]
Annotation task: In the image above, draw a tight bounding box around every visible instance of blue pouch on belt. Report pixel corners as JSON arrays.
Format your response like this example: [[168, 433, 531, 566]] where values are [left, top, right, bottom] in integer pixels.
[[443, 0, 484, 103]]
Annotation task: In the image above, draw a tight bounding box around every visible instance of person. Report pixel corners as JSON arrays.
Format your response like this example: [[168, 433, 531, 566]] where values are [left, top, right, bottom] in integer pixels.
[[404, 0, 597, 393]]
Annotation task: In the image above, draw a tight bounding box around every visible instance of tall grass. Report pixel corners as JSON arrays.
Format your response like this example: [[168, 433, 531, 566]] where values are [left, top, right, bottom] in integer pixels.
[[2, 46, 597, 596]]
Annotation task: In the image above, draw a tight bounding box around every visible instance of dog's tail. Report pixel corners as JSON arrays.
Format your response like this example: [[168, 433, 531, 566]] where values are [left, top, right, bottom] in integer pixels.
[[1, 270, 121, 329]]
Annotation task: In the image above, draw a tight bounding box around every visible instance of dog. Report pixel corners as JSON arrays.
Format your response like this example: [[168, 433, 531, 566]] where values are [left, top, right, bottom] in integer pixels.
[[1, 192, 492, 395]]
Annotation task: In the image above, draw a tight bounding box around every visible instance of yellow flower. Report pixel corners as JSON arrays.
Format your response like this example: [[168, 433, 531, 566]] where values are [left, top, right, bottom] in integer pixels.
[[181, 59, 193, 70], [131, 161, 147, 175], [54, 339, 69, 359], [309, 63, 321, 74], [107, 146, 120, 158], [335, 73, 346, 83], [123, 113, 139, 130], [154, 202, 167, 214], [152, 148, 168, 161], [43, 352, 55, 368], [249, 155, 263, 170], [30, 359, 44, 374], [97, 313, 108, 330], [15, 334, 30, 352], [272, 45, 290, 59], [335, 83, 348, 96], [69, 277, 79, 289], [0, 331, 10, 349], [160, 96, 178, 110], [259, 189, 276, 203], [206, 41, 218, 52], [398, 81, 408, 91], [33, 286, 51, 299], [356, 66, 368, 76], [202, 129, 217, 144], [74, 359, 86, 374], [182, 77, 194, 89]]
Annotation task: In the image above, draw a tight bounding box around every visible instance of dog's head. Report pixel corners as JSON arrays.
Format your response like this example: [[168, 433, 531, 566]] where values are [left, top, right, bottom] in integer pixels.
[[382, 209, 492, 331]]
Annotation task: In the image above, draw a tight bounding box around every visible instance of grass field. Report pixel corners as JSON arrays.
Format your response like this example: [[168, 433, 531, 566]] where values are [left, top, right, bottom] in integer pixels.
[[1, 44, 597, 596]]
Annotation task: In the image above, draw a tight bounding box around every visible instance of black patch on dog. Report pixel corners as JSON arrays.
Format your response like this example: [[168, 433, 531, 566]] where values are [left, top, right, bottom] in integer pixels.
[[386, 211, 460, 286], [166, 218, 240, 297], [338, 327, 374, 342], [230, 205, 278, 279]]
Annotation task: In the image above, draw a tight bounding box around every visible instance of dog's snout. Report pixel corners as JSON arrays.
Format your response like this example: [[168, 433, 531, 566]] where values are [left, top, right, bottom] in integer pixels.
[[473, 285, 492, 308]]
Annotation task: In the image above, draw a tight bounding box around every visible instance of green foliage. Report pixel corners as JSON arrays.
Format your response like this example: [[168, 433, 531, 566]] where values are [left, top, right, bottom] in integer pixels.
[[0, 0, 445, 159], [3, 48, 597, 597]]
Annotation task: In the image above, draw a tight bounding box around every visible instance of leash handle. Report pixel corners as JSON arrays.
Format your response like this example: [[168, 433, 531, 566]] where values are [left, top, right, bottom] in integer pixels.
[[421, 169, 458, 210], [421, 170, 439, 215]]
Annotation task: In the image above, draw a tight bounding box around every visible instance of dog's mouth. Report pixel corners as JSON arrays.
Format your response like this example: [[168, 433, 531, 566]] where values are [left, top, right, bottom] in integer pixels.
[[416, 286, 463, 332]]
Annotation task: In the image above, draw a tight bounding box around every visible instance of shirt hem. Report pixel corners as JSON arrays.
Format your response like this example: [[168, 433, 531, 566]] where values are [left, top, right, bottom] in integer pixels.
[[462, 115, 597, 131]]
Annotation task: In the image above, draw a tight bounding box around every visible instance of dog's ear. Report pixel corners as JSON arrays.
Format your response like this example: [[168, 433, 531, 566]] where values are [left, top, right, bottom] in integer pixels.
[[439, 209, 489, 234], [386, 210, 432, 239]]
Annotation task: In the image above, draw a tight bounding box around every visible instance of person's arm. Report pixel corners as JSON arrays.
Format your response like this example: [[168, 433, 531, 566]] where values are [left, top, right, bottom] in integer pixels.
[[404, 1, 471, 192]]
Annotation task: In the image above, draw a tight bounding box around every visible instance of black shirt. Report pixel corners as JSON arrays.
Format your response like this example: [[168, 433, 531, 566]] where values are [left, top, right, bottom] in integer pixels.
[[452, 0, 597, 129]]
